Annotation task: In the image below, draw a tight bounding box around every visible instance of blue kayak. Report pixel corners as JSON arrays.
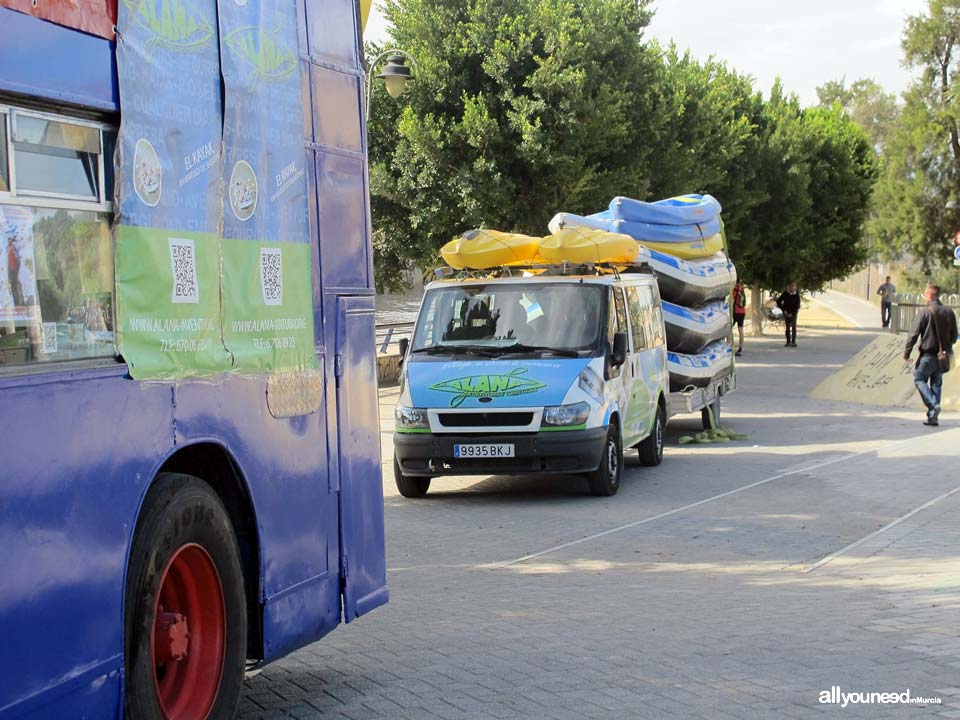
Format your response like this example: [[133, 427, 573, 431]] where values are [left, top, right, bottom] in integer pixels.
[[548, 211, 722, 243], [609, 194, 722, 226]]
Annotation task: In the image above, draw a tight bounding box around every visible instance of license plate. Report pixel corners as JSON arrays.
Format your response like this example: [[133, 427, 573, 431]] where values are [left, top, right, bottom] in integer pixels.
[[454, 443, 515, 459]]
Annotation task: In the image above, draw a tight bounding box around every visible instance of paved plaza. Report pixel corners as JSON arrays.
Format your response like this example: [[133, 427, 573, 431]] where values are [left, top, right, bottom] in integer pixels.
[[240, 294, 960, 719]]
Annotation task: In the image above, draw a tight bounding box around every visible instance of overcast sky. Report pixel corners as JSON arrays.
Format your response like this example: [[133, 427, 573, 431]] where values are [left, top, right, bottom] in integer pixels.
[[365, 0, 928, 106]]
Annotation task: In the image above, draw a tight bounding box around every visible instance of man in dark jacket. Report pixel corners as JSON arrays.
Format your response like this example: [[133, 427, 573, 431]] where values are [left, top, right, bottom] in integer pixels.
[[904, 284, 958, 426], [776, 281, 801, 347]]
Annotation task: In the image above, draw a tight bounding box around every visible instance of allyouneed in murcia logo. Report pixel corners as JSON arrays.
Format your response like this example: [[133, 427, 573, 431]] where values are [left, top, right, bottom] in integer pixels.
[[819, 687, 941, 708]]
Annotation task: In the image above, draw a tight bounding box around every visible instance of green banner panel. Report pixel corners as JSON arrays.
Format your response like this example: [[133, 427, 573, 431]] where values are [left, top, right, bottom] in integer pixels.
[[115, 226, 230, 378], [220, 239, 315, 371]]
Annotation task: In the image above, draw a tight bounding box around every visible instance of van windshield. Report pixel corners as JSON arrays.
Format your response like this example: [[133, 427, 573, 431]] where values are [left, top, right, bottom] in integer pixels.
[[411, 282, 605, 357]]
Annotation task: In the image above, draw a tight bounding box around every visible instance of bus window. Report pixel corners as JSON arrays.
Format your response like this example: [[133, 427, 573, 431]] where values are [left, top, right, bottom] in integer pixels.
[[625, 285, 648, 350], [0, 105, 114, 369], [12, 112, 103, 201]]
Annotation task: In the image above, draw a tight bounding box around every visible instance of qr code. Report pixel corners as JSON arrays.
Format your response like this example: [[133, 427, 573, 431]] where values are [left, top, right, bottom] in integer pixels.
[[169, 238, 199, 304], [42, 322, 58, 354], [260, 248, 283, 306]]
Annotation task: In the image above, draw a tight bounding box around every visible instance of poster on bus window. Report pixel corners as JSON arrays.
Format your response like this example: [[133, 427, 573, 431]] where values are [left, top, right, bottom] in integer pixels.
[[0, 205, 39, 323], [217, 0, 316, 372], [114, 0, 232, 380]]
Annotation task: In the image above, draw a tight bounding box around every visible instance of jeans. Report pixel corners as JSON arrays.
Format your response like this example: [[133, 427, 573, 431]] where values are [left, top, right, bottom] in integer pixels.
[[914, 354, 943, 411], [784, 314, 797, 344], [881, 301, 892, 328]]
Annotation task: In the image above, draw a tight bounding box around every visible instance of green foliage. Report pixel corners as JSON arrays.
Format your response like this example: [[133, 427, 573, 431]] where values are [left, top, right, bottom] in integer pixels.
[[816, 78, 899, 151], [369, 0, 878, 293], [868, 0, 960, 272]]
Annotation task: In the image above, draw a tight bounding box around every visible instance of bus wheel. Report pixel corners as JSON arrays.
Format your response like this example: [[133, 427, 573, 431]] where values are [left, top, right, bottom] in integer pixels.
[[638, 405, 664, 467], [588, 423, 622, 496], [125, 474, 247, 720], [394, 457, 430, 498]]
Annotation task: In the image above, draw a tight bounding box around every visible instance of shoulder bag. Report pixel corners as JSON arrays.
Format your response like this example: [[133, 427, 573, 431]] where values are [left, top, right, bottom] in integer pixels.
[[929, 307, 952, 374]]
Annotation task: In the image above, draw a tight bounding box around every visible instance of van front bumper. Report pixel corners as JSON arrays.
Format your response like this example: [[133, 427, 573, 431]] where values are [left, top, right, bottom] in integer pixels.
[[393, 427, 608, 477]]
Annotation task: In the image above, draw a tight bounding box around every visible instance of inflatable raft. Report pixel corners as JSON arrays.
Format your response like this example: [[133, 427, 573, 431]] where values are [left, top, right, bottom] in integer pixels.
[[662, 300, 731, 354], [609, 194, 722, 226], [648, 250, 736, 306], [538, 228, 639, 265], [441, 229, 542, 269], [547, 211, 721, 243], [548, 213, 724, 260], [668, 341, 734, 391]]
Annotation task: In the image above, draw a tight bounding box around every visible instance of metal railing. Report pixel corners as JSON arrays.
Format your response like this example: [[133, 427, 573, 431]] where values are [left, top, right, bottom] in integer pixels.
[[375, 321, 415, 354], [890, 294, 960, 334]]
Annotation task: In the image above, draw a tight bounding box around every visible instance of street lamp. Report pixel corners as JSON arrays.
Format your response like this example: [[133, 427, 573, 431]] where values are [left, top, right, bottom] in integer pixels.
[[366, 50, 416, 109]]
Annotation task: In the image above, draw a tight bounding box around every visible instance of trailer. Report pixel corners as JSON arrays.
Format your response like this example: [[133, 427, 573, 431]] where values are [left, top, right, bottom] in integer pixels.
[[0, 1, 387, 718]]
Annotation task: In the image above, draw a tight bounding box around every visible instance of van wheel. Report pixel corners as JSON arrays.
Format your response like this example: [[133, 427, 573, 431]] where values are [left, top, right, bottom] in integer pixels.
[[394, 457, 431, 498], [638, 405, 665, 467], [588, 423, 622, 496], [125, 474, 246, 720]]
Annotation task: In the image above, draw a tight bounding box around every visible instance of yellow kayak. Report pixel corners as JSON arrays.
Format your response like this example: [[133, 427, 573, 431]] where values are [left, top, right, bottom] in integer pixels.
[[640, 233, 724, 260], [538, 228, 639, 265], [441, 229, 543, 269]]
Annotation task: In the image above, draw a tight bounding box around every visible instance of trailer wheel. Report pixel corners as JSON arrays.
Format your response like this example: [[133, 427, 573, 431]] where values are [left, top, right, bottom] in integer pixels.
[[638, 405, 665, 467], [394, 457, 431, 498], [701, 399, 720, 430], [588, 422, 623, 496], [125, 474, 247, 720]]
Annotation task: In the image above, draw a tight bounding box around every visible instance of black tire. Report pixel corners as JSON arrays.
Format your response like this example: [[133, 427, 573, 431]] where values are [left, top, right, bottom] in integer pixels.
[[394, 457, 431, 498], [701, 398, 720, 430], [125, 474, 247, 720], [638, 404, 665, 467], [588, 422, 623, 496]]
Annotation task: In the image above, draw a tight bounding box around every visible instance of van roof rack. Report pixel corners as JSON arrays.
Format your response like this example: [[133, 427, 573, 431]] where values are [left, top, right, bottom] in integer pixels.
[[433, 260, 654, 280]]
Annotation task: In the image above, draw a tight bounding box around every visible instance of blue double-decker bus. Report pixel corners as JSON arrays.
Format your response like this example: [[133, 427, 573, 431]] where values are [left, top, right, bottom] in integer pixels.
[[0, 1, 387, 718]]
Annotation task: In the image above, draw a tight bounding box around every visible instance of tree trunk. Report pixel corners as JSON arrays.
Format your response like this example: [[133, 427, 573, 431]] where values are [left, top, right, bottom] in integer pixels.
[[750, 282, 764, 336]]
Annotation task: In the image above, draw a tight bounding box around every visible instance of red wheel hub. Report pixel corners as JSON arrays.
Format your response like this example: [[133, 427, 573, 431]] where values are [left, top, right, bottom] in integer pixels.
[[151, 544, 225, 720]]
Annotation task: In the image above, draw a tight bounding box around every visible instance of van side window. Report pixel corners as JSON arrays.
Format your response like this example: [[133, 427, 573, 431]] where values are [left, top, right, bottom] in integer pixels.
[[637, 285, 663, 348], [608, 286, 627, 346], [625, 285, 647, 350]]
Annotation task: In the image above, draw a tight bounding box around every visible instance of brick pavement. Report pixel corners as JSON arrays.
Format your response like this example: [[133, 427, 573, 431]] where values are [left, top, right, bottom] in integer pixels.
[[241, 320, 960, 719]]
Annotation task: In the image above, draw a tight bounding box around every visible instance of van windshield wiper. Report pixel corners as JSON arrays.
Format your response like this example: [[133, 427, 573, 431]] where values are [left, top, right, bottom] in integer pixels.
[[497, 343, 581, 358], [411, 344, 503, 357]]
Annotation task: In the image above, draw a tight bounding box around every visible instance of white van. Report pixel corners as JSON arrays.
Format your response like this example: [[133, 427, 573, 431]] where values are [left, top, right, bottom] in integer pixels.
[[393, 267, 669, 497]]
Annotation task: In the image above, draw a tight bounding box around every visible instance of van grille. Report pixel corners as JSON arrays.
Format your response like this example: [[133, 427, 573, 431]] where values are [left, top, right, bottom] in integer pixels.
[[438, 412, 534, 427]]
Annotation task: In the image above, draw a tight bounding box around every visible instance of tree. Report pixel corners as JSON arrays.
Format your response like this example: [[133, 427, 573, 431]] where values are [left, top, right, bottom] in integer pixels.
[[816, 78, 899, 151], [869, 0, 960, 272], [368, 0, 658, 291]]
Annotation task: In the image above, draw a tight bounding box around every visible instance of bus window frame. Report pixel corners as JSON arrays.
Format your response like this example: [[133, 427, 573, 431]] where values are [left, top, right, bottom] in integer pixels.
[[0, 103, 113, 214]]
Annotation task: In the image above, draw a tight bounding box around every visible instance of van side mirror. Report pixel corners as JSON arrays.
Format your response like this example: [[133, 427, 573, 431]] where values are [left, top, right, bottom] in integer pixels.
[[398, 337, 410, 365], [611, 332, 627, 368]]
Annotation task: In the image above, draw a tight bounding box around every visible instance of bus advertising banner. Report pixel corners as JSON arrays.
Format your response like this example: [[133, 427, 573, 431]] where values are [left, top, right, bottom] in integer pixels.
[[218, 0, 316, 372], [114, 0, 232, 379]]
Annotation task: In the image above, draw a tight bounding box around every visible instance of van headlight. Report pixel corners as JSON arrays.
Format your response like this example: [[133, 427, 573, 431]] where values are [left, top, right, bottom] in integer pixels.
[[543, 401, 591, 427], [395, 405, 429, 430], [578, 366, 604, 404]]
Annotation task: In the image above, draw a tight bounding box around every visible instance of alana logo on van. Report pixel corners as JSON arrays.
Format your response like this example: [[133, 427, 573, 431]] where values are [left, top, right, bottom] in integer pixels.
[[429, 368, 546, 407]]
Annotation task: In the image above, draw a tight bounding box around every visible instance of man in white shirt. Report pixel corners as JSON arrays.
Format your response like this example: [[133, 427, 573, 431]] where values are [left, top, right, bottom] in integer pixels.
[[876, 276, 896, 328]]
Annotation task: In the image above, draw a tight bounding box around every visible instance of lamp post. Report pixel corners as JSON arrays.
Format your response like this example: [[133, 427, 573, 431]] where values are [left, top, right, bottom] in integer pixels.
[[366, 49, 417, 110]]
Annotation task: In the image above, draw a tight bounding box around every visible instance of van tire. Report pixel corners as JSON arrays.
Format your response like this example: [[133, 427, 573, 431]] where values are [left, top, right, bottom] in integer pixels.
[[124, 474, 246, 720], [394, 457, 430, 498], [638, 405, 664, 467], [588, 423, 622, 496]]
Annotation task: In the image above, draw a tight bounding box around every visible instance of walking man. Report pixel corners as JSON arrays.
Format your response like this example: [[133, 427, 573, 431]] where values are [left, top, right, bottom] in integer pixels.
[[732, 280, 746, 356], [877, 275, 896, 328], [904, 284, 958, 426], [776, 281, 800, 347]]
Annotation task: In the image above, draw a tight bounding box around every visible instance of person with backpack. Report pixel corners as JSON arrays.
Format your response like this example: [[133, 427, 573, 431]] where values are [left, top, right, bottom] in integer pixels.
[[776, 281, 801, 348], [904, 284, 958, 426], [732, 280, 747, 356]]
